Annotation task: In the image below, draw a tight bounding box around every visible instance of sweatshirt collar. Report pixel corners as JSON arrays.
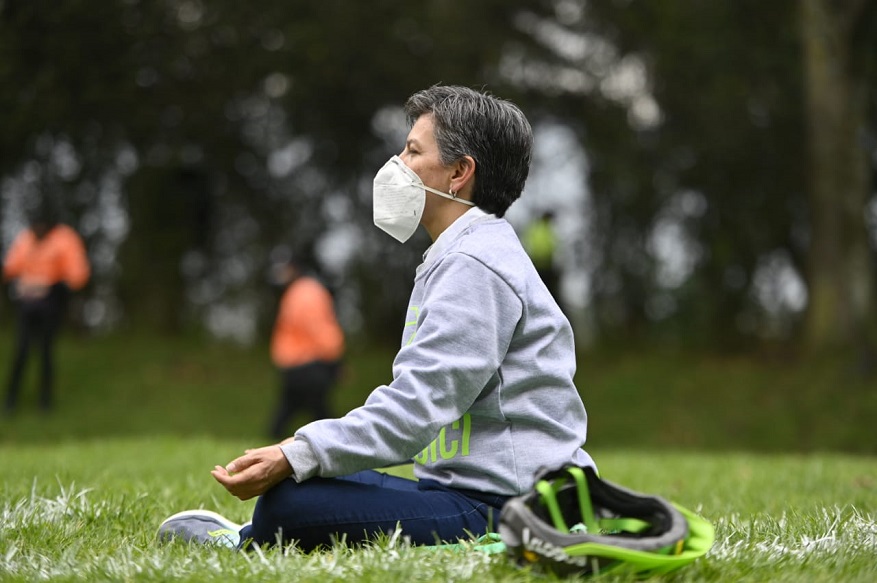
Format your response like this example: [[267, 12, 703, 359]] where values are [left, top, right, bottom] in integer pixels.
[[418, 206, 494, 274]]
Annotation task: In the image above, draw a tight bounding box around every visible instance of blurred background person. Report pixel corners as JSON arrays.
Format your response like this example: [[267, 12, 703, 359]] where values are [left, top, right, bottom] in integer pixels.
[[267, 255, 344, 440], [524, 211, 561, 305], [3, 205, 91, 413]]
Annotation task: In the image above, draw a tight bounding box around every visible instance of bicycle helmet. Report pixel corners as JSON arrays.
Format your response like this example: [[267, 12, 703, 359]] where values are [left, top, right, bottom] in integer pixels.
[[499, 465, 714, 577]]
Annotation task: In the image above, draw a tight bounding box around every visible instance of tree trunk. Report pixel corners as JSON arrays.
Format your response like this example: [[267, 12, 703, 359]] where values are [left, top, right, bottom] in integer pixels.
[[800, 0, 875, 352]]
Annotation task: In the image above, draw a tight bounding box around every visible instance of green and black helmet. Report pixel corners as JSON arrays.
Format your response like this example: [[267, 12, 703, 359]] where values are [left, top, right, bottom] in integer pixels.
[[499, 465, 715, 578]]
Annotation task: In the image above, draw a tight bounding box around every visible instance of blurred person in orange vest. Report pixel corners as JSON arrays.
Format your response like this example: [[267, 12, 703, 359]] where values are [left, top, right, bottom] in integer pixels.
[[524, 211, 560, 304], [267, 255, 344, 440], [3, 205, 90, 413]]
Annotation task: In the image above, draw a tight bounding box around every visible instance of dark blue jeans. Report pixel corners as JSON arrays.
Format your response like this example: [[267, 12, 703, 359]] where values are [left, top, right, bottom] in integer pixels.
[[239, 470, 508, 551]]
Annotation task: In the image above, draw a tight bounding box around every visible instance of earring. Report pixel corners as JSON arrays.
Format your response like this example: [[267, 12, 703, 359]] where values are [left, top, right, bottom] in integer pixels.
[[449, 188, 457, 197]]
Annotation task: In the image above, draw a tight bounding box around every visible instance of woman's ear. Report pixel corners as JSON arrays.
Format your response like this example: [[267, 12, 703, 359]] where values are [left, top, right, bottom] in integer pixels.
[[449, 155, 476, 196]]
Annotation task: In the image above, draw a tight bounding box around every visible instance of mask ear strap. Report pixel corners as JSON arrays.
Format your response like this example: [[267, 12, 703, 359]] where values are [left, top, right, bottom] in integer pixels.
[[391, 154, 475, 206], [422, 184, 476, 206]]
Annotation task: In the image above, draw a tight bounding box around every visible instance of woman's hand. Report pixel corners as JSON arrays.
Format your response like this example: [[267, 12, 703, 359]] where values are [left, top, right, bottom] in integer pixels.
[[211, 445, 293, 500]]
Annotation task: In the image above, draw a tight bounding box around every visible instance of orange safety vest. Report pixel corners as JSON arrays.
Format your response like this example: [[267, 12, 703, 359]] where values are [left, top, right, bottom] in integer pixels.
[[2, 225, 90, 290], [271, 276, 344, 368]]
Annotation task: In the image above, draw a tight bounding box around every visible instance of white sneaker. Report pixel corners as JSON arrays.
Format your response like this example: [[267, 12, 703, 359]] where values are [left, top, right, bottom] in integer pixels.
[[157, 509, 242, 548]]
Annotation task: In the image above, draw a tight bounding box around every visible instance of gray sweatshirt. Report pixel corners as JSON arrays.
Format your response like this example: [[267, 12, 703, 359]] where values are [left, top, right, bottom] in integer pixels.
[[282, 207, 594, 495]]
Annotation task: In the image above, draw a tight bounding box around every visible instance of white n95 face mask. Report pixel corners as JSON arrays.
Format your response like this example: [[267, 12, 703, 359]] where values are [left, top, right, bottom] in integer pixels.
[[372, 155, 474, 243]]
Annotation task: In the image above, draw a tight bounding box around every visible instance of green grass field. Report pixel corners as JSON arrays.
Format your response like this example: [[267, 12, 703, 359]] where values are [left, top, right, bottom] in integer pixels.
[[0, 331, 876, 581]]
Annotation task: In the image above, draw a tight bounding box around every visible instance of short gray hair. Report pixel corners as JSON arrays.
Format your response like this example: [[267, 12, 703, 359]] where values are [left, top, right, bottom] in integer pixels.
[[404, 85, 533, 218]]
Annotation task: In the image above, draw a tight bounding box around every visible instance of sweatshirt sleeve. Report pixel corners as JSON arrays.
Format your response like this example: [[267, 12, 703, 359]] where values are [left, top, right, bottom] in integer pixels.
[[293, 252, 522, 477]]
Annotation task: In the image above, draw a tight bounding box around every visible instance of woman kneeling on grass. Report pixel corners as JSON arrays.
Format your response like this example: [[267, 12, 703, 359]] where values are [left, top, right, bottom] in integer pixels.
[[158, 84, 596, 551]]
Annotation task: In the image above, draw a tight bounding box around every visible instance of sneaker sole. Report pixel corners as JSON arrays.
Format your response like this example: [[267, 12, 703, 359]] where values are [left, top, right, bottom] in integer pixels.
[[157, 509, 243, 545], [159, 509, 243, 532]]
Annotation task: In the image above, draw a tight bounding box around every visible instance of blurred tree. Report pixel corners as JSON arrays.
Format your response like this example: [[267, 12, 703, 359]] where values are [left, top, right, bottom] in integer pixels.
[[0, 0, 276, 333], [1, 0, 874, 356], [510, 1, 810, 348], [0, 0, 546, 339], [800, 0, 877, 353], [117, 167, 211, 332], [510, 0, 875, 359]]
